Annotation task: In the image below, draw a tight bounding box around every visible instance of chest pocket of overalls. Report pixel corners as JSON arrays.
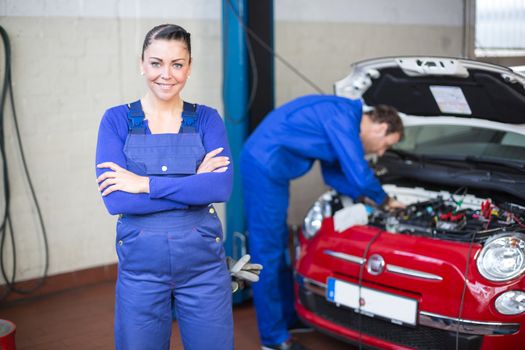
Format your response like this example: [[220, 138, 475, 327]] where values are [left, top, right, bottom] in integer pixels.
[[124, 134, 205, 176], [144, 156, 196, 175]]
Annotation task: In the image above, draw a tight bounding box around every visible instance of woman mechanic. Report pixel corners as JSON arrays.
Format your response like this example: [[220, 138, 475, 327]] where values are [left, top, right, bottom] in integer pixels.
[[95, 24, 234, 350]]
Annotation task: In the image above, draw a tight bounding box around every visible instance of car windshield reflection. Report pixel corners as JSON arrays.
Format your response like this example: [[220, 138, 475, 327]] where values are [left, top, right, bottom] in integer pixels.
[[394, 125, 525, 164]]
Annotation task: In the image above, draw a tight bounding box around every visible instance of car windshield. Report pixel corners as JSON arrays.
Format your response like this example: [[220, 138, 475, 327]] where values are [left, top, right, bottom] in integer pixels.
[[394, 124, 525, 164]]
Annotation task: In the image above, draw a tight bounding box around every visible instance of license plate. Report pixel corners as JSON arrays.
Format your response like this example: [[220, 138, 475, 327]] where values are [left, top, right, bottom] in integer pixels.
[[326, 277, 418, 326]]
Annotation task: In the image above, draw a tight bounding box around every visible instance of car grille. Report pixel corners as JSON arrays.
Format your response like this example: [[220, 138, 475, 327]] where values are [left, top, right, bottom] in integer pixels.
[[299, 287, 482, 350]]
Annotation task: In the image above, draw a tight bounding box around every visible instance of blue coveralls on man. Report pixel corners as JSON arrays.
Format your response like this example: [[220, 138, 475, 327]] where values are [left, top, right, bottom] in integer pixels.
[[240, 95, 394, 348]]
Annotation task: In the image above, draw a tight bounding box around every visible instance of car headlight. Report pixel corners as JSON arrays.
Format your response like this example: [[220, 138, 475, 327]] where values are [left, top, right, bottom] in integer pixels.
[[302, 193, 333, 239], [476, 233, 525, 282], [495, 291, 525, 315]]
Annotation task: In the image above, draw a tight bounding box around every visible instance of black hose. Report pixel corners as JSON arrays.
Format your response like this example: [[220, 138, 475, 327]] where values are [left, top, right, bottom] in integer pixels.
[[455, 230, 478, 349], [0, 25, 49, 301], [224, 0, 326, 123], [356, 229, 382, 350]]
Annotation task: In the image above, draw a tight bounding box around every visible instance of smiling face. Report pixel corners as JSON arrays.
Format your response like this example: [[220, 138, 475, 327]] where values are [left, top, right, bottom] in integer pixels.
[[140, 39, 192, 102]]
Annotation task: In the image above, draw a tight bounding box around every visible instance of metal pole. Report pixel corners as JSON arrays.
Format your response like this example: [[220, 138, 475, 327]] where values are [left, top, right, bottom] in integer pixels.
[[222, 0, 249, 303]]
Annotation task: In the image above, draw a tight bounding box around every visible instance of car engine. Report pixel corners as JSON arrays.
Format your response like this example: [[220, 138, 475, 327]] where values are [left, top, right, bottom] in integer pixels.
[[334, 185, 525, 243]]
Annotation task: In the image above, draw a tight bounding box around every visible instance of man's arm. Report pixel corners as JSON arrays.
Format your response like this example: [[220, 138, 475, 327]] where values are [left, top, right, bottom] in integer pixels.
[[321, 108, 387, 205]]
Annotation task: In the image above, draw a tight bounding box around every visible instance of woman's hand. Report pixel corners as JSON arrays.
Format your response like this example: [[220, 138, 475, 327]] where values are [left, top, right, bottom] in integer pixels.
[[197, 147, 230, 174], [97, 162, 150, 196]]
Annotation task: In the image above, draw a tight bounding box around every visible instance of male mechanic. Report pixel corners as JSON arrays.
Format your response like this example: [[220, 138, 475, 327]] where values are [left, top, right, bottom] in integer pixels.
[[240, 95, 405, 350]]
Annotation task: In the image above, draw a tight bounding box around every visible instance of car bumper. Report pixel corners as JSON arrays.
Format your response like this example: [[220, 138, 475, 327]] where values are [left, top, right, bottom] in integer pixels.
[[295, 273, 521, 350]]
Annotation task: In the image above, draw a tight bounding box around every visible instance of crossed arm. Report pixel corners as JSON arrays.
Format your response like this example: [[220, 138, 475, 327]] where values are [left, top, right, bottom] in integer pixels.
[[95, 108, 233, 215], [97, 147, 229, 196]]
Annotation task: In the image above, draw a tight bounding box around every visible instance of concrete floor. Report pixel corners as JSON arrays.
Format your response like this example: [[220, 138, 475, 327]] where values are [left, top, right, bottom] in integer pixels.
[[0, 281, 354, 350]]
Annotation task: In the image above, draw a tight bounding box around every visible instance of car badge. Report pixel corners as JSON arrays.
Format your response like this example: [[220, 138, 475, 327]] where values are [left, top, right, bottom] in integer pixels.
[[367, 254, 385, 275]]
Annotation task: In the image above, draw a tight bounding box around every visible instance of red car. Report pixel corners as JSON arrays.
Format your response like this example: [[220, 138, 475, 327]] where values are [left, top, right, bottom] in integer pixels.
[[294, 57, 525, 350]]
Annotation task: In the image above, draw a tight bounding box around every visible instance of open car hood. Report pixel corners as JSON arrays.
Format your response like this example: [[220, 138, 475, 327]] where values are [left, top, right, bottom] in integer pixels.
[[334, 57, 525, 124]]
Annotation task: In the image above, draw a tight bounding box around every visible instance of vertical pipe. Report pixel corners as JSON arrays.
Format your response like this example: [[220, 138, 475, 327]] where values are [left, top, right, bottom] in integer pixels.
[[462, 0, 476, 58], [222, 0, 249, 303], [247, 0, 274, 133]]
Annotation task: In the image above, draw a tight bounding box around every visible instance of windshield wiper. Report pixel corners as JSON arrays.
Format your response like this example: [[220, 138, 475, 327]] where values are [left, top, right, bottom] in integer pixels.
[[464, 155, 525, 174], [385, 149, 468, 168], [386, 150, 525, 174], [385, 148, 423, 161]]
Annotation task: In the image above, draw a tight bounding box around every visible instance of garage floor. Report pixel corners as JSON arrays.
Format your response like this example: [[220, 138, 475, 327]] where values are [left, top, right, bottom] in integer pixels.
[[0, 282, 354, 350]]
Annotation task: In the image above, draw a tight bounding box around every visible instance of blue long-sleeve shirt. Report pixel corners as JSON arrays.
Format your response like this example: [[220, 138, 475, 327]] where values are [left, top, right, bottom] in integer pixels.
[[95, 103, 233, 215], [242, 95, 386, 205]]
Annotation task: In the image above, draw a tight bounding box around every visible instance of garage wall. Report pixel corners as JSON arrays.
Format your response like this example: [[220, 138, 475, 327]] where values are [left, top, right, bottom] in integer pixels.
[[0, 0, 465, 282], [0, 0, 223, 282], [275, 0, 465, 224]]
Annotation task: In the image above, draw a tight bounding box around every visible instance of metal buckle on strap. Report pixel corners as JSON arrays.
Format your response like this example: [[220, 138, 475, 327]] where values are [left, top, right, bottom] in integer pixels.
[[127, 100, 146, 134], [181, 102, 197, 133]]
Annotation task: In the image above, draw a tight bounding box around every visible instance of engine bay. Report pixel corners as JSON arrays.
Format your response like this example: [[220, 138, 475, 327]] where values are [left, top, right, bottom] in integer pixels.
[[334, 185, 525, 243]]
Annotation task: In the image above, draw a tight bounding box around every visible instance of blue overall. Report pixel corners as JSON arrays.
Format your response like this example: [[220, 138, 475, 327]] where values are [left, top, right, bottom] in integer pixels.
[[115, 101, 233, 350], [240, 95, 387, 346], [241, 156, 294, 346]]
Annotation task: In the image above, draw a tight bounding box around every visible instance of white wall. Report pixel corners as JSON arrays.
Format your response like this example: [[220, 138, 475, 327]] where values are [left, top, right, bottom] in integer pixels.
[[274, 0, 464, 103], [274, 0, 465, 223], [0, 0, 465, 282]]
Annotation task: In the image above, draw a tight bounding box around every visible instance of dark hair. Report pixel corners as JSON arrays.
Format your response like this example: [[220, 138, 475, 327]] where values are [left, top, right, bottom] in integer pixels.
[[364, 105, 404, 139], [141, 24, 191, 60]]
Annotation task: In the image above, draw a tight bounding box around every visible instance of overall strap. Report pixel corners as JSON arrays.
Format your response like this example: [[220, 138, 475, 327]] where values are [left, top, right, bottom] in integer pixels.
[[180, 102, 198, 133], [127, 100, 146, 134]]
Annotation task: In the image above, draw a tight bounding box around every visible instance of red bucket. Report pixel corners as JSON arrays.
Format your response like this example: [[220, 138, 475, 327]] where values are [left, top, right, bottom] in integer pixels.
[[0, 319, 15, 350]]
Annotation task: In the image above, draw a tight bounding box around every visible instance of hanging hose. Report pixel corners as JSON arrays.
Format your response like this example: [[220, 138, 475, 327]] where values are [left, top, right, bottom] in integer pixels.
[[224, 0, 327, 124], [356, 229, 382, 350], [455, 230, 478, 349], [0, 25, 49, 301]]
